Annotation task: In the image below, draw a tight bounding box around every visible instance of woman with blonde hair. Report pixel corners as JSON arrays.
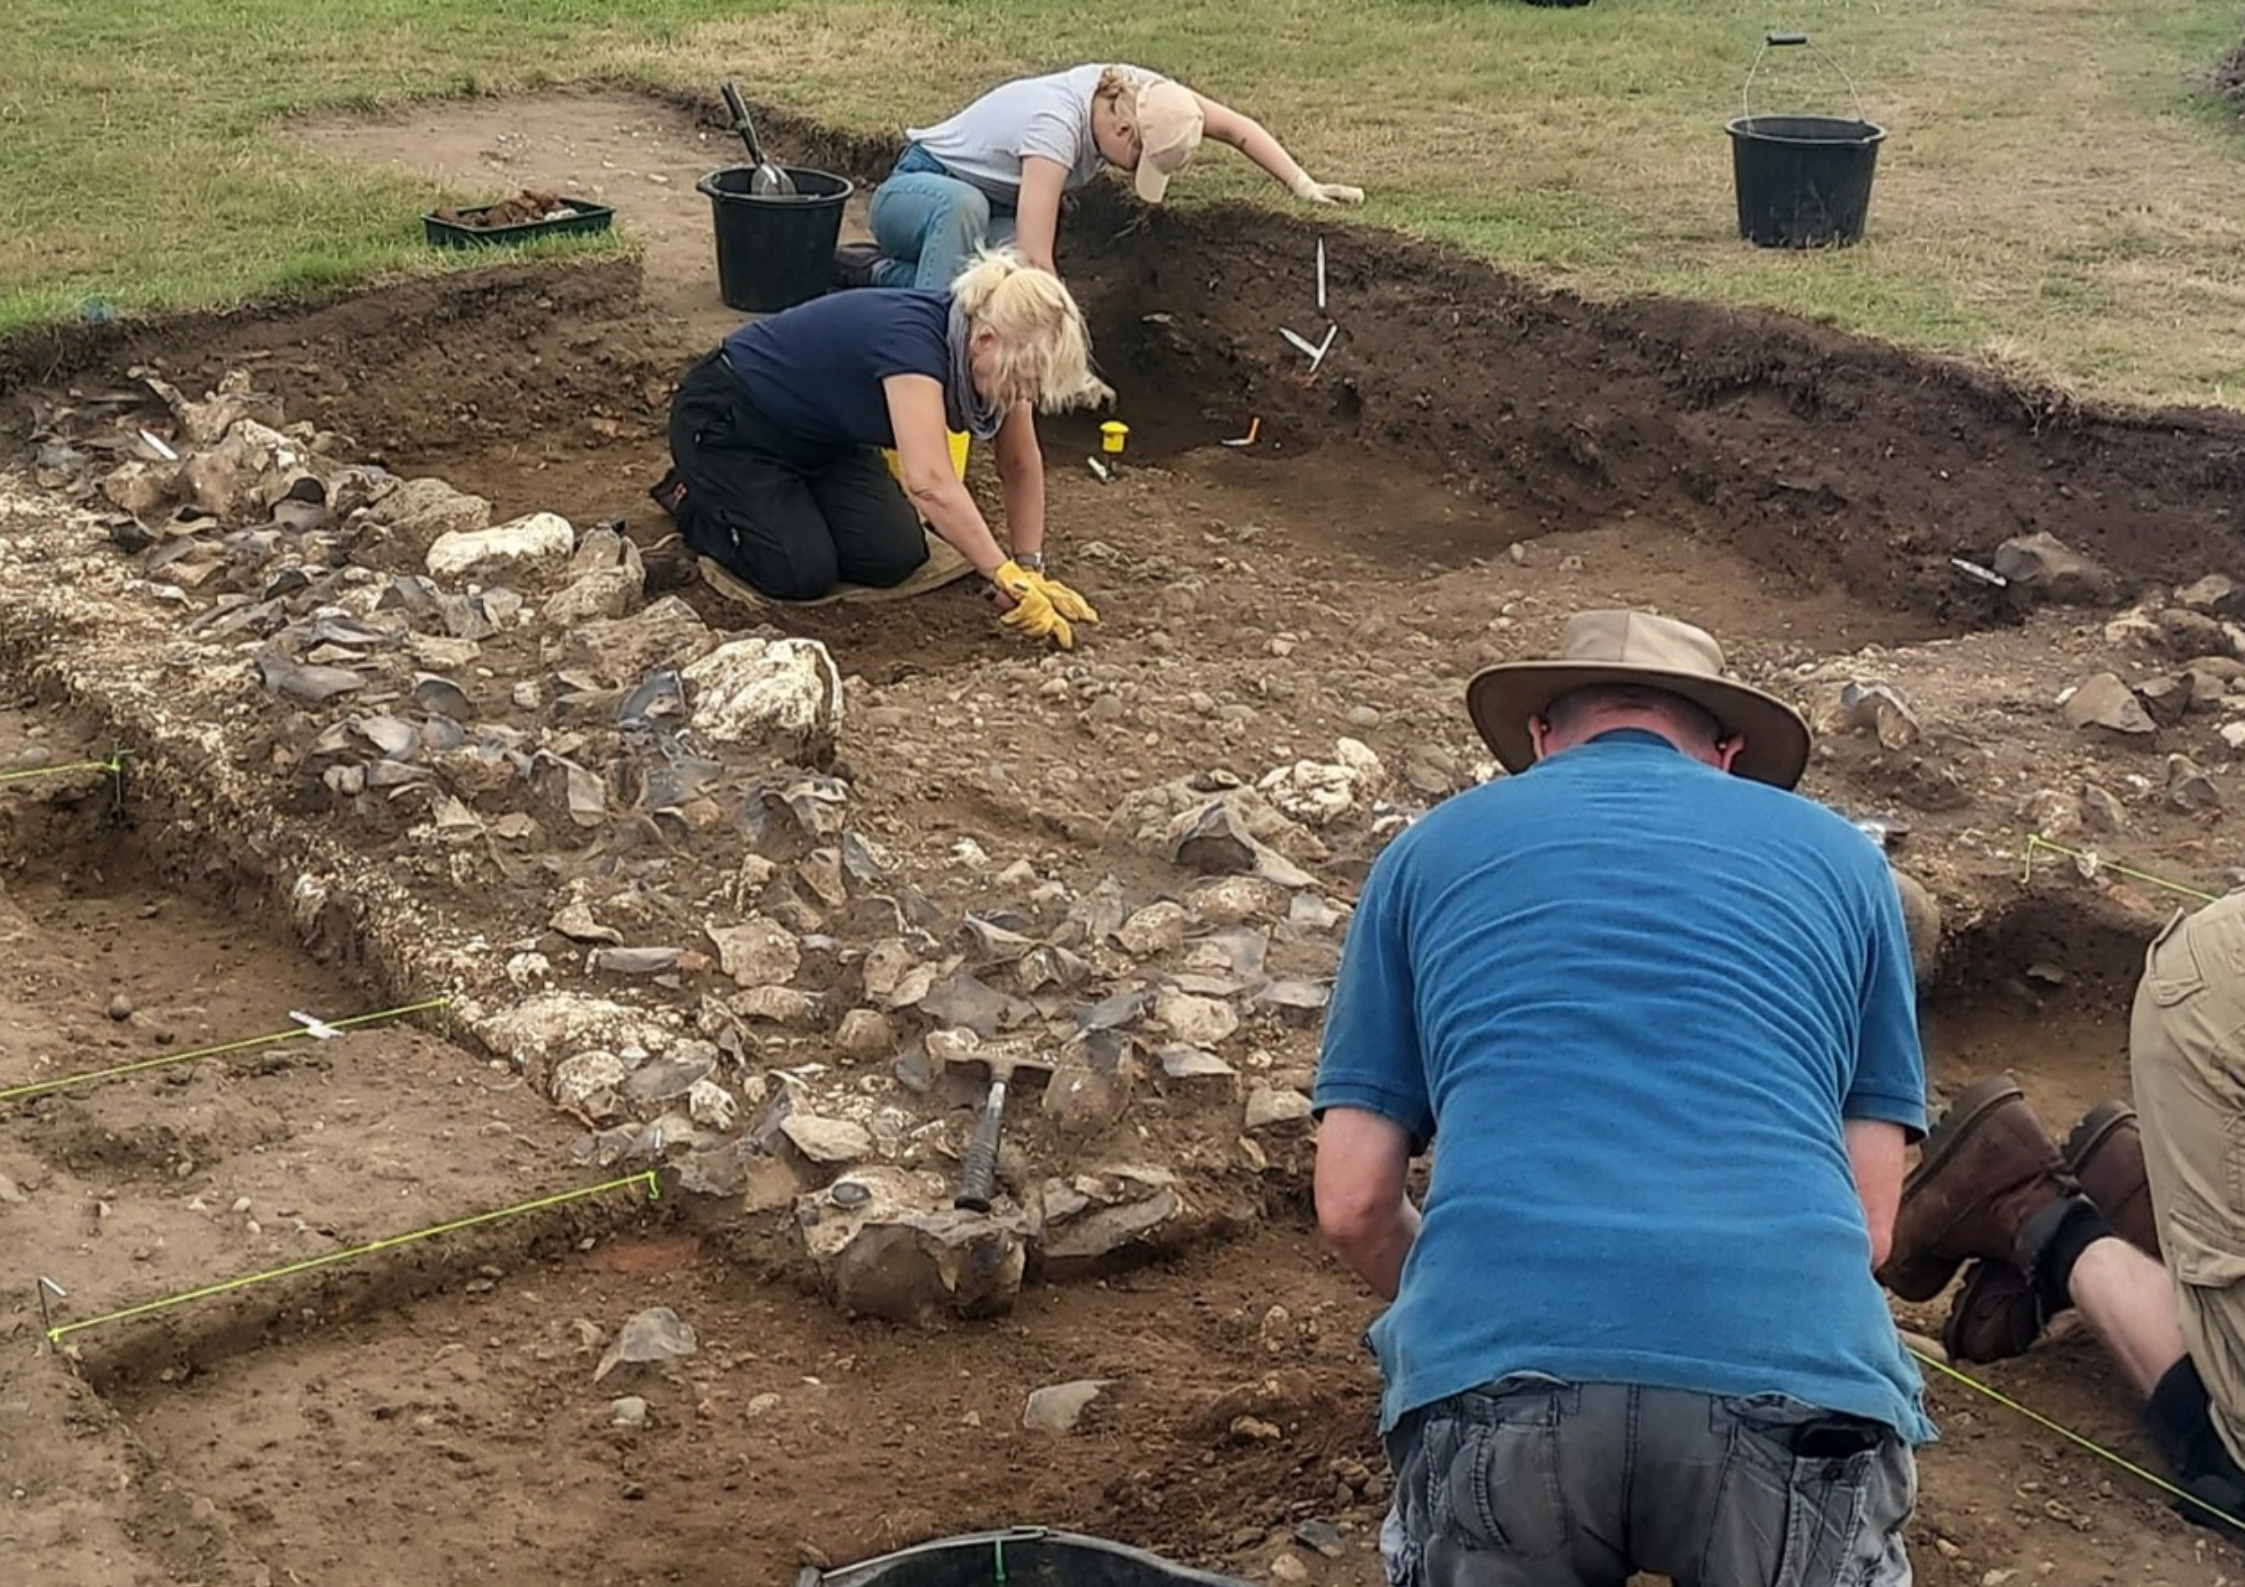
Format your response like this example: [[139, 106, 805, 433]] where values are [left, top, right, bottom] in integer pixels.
[[652, 252, 1102, 647], [837, 63, 1365, 291]]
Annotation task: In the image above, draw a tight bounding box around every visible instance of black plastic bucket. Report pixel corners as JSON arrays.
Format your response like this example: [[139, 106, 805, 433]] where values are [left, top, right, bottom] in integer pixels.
[[801, 1529, 1251, 1587], [697, 165, 853, 314], [1726, 114, 1885, 248]]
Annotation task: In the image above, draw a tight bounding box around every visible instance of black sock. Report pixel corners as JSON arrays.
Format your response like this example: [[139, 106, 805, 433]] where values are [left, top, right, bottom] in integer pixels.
[[2021, 1195, 2113, 1314], [2146, 1358, 2245, 1536]]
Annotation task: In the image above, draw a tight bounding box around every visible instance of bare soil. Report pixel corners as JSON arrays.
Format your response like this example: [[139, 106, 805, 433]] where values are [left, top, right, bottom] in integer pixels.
[[4, 84, 2245, 1587]]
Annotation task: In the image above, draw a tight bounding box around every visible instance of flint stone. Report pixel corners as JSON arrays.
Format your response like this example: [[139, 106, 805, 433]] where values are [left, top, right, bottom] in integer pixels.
[[1991, 532, 2115, 604], [836, 1008, 896, 1062], [477, 993, 673, 1072], [623, 1043, 718, 1104], [1024, 1380, 1110, 1434], [688, 1078, 738, 1131], [413, 674, 475, 720], [182, 419, 301, 521], [1018, 944, 1090, 994], [593, 1306, 698, 1382], [2168, 754, 2223, 813], [2062, 674, 2156, 737], [1813, 681, 1922, 751], [707, 917, 802, 989], [428, 511, 575, 583], [1160, 1046, 1237, 1081], [2081, 784, 2127, 834], [101, 458, 180, 518], [1039, 1167, 1185, 1273], [1168, 800, 1317, 889], [562, 597, 712, 686], [781, 1114, 874, 1165], [2137, 674, 2193, 727], [2185, 661, 2245, 710], [593, 946, 681, 977], [256, 652, 363, 704], [798, 1166, 1025, 1324], [1118, 901, 1190, 957], [2157, 607, 2232, 661], [2179, 574, 2244, 618], [372, 477, 492, 548], [1043, 1034, 1142, 1137], [1259, 740, 1384, 827], [1245, 1083, 1315, 1131], [551, 1050, 632, 1120], [550, 527, 646, 622], [1187, 876, 1291, 927], [1156, 989, 1240, 1047], [683, 636, 843, 765], [734, 985, 822, 1027], [547, 566, 645, 625]]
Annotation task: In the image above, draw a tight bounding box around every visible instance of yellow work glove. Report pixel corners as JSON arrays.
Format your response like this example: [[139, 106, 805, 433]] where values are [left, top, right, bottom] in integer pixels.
[[1028, 569, 1099, 629], [991, 558, 1074, 650]]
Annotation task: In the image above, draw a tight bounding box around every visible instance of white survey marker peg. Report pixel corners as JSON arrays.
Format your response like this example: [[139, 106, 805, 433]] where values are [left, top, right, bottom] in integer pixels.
[[289, 1011, 341, 1041]]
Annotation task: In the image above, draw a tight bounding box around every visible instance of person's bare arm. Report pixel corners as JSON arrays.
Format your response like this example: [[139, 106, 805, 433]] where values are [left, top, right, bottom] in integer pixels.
[[1011, 156, 1070, 273], [883, 375, 1007, 577], [1315, 1107, 1421, 1300], [1846, 1118, 1907, 1271], [992, 401, 1045, 561], [1193, 93, 1363, 205]]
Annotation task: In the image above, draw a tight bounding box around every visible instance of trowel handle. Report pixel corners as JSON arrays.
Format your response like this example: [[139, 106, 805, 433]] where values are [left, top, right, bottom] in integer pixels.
[[1766, 32, 1808, 46], [954, 1079, 1009, 1213], [720, 81, 766, 163]]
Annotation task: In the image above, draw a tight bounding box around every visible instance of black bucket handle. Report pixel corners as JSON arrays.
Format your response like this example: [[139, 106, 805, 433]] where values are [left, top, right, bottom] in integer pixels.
[[1741, 32, 1868, 124]]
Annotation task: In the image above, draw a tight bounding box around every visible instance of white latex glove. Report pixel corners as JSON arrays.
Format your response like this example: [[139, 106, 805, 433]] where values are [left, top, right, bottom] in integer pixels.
[[1291, 173, 1366, 206]]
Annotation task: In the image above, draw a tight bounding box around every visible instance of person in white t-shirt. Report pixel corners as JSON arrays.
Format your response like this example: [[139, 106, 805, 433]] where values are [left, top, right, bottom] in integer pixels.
[[838, 64, 1364, 290]]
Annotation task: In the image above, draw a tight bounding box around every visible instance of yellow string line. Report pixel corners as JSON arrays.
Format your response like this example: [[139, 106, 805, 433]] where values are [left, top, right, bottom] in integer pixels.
[[1909, 1347, 2245, 1533], [0, 753, 128, 787], [46, 1170, 660, 1344], [2021, 833, 2221, 905], [0, 997, 452, 1104]]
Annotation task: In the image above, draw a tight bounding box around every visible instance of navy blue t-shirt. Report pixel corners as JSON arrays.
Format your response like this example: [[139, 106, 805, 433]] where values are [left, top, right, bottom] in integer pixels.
[[722, 289, 951, 450], [1314, 730, 1933, 1443]]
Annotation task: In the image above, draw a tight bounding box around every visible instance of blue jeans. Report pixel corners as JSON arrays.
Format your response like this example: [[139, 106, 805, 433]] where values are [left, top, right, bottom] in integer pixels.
[[868, 148, 1017, 290], [1382, 1378, 1915, 1586]]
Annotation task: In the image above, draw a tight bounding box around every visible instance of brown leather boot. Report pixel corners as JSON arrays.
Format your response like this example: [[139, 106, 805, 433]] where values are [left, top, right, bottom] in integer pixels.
[[2068, 1101, 2158, 1258], [1939, 1098, 2157, 1363], [1879, 1076, 2078, 1303], [1943, 1261, 2045, 1363]]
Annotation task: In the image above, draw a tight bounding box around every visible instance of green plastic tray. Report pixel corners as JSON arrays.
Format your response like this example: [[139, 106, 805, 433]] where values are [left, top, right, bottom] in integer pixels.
[[422, 198, 615, 250]]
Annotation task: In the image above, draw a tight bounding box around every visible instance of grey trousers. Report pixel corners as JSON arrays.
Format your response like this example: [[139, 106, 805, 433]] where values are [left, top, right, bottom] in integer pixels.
[[1382, 1378, 1914, 1587]]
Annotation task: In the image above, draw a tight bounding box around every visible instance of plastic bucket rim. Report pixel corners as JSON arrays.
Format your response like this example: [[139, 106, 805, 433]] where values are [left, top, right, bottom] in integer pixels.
[[697, 164, 855, 204], [1724, 114, 1886, 147]]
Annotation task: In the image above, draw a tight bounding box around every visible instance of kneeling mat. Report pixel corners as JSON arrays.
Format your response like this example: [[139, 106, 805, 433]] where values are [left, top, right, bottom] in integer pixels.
[[697, 530, 974, 610]]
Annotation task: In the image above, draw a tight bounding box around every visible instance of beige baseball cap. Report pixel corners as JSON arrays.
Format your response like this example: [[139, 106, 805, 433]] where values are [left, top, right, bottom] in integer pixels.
[[1133, 78, 1205, 203]]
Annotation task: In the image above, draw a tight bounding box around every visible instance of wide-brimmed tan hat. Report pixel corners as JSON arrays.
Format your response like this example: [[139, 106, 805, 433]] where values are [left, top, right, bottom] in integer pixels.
[[1465, 609, 1811, 789]]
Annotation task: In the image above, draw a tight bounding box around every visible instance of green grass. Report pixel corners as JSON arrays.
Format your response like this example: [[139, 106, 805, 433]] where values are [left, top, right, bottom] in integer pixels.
[[4, 0, 2244, 402]]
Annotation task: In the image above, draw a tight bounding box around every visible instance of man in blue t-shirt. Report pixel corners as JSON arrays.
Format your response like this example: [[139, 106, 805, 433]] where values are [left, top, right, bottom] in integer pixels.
[[1314, 609, 1930, 1587]]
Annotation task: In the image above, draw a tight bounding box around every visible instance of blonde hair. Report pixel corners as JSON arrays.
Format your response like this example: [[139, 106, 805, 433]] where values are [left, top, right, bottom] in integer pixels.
[[1094, 66, 1137, 110], [949, 250, 1109, 412]]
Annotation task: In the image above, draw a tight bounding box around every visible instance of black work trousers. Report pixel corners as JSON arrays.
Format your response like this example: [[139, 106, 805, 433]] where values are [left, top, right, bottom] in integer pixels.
[[661, 350, 927, 600]]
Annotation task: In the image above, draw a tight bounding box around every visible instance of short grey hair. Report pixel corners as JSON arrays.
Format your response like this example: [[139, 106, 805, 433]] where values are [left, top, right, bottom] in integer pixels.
[[1544, 684, 1723, 745]]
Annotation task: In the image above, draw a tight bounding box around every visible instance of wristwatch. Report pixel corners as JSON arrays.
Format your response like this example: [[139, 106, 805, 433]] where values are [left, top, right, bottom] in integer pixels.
[[1016, 552, 1046, 572]]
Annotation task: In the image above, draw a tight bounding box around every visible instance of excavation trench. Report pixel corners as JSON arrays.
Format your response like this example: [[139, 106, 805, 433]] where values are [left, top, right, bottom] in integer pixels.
[[2, 84, 2241, 1587]]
